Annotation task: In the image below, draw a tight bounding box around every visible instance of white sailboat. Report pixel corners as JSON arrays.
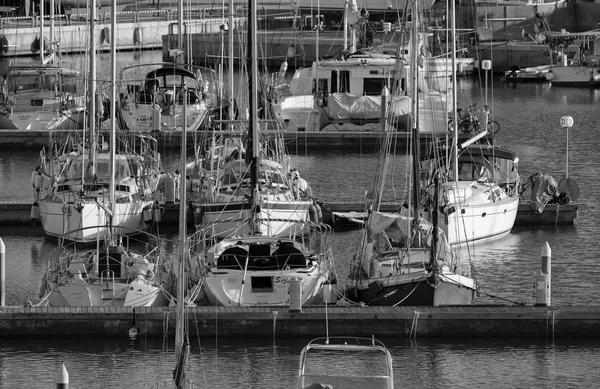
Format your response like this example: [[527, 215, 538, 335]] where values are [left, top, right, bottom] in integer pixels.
[[345, 0, 477, 307], [37, 0, 175, 307], [0, 0, 86, 132], [187, 0, 335, 307], [35, 0, 162, 244]]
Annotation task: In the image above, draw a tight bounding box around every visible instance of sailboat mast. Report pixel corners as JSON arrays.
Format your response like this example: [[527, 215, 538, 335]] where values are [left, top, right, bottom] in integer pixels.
[[39, 0, 44, 63], [88, 0, 97, 179], [248, 0, 259, 223], [410, 0, 420, 225], [229, 0, 235, 119], [109, 0, 116, 238], [175, 87, 189, 355], [450, 0, 459, 181]]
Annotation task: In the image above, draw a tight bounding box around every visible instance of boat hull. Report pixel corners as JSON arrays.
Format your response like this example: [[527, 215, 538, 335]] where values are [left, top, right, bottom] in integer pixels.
[[346, 272, 476, 306], [547, 65, 600, 87], [196, 200, 312, 239], [202, 267, 329, 306], [446, 196, 519, 246], [38, 199, 155, 242], [46, 278, 170, 307]]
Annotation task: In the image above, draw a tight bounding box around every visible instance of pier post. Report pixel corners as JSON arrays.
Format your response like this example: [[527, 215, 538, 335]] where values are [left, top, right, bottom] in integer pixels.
[[0, 238, 4, 306], [56, 364, 69, 388], [289, 278, 303, 312], [535, 242, 551, 306]]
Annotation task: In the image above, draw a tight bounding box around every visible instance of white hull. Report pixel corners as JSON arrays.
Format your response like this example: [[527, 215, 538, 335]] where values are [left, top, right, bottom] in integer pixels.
[[547, 65, 600, 86], [195, 235, 333, 307], [38, 200, 154, 242], [444, 187, 519, 246], [119, 100, 208, 132], [46, 277, 170, 307], [198, 200, 312, 239], [202, 267, 328, 306]]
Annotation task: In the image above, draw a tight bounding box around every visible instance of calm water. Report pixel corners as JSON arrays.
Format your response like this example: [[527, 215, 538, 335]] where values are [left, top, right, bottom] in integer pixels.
[[1, 51, 600, 388]]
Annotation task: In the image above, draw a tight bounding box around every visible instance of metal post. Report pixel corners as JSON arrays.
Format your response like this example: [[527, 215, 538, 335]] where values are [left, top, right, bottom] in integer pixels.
[[0, 238, 5, 306], [56, 364, 69, 389], [535, 242, 551, 306]]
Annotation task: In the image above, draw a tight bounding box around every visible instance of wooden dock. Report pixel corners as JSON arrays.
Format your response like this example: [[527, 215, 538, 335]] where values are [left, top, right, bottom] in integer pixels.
[[0, 129, 482, 151], [0, 305, 598, 339]]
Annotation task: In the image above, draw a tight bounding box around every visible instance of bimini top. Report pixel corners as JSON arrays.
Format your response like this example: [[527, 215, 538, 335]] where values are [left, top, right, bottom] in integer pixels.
[[145, 66, 197, 80], [423, 145, 519, 163], [459, 145, 519, 163]]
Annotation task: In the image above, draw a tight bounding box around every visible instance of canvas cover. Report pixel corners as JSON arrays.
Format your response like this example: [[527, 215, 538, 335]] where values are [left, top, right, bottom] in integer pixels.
[[528, 173, 570, 213], [325, 93, 410, 121]]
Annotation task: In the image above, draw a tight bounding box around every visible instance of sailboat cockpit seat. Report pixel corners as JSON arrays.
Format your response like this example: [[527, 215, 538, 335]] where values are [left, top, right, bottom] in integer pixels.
[[137, 92, 154, 104], [178, 90, 199, 105], [217, 246, 248, 270], [127, 84, 141, 94], [273, 242, 306, 269], [247, 243, 278, 270]]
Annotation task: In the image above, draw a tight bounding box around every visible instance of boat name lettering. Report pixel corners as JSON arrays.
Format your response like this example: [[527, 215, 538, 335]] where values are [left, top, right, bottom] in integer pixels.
[[274, 276, 289, 285], [227, 277, 237, 283]]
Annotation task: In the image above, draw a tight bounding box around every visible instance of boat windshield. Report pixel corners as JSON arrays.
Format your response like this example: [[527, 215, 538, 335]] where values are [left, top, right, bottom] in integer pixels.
[[8, 70, 78, 93]]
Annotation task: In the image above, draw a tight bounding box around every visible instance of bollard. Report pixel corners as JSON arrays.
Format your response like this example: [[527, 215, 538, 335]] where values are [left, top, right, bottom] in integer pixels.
[[535, 242, 552, 306], [0, 238, 4, 307], [288, 278, 303, 312], [56, 364, 69, 389]]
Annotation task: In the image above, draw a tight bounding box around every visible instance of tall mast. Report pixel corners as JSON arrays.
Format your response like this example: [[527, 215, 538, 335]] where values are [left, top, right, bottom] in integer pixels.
[[410, 0, 420, 231], [175, 90, 189, 357], [451, 0, 459, 181], [88, 0, 97, 180], [108, 0, 116, 241], [39, 0, 44, 63], [248, 0, 259, 228], [229, 0, 234, 120]]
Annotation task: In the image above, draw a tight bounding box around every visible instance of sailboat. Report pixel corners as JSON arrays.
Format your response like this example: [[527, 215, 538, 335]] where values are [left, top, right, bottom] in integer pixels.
[[35, 1, 162, 244], [117, 63, 217, 133], [36, 0, 175, 308], [345, 0, 477, 307], [190, 12, 319, 241], [0, 0, 86, 132], [187, 0, 335, 307]]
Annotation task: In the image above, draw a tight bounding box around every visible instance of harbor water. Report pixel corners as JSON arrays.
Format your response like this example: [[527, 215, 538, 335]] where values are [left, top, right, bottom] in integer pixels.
[[1, 50, 600, 387]]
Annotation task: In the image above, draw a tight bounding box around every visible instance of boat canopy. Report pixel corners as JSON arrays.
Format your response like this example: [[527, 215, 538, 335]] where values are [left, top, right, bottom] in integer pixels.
[[145, 66, 197, 80]]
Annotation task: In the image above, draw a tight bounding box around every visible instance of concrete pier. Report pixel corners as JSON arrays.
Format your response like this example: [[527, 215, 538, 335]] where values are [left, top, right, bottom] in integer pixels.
[[0, 305, 598, 339], [0, 129, 488, 151]]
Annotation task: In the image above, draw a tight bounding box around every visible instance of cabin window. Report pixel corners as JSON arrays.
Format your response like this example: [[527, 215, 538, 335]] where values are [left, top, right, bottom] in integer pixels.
[[363, 78, 388, 96], [339, 70, 350, 93], [31, 99, 44, 107]]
